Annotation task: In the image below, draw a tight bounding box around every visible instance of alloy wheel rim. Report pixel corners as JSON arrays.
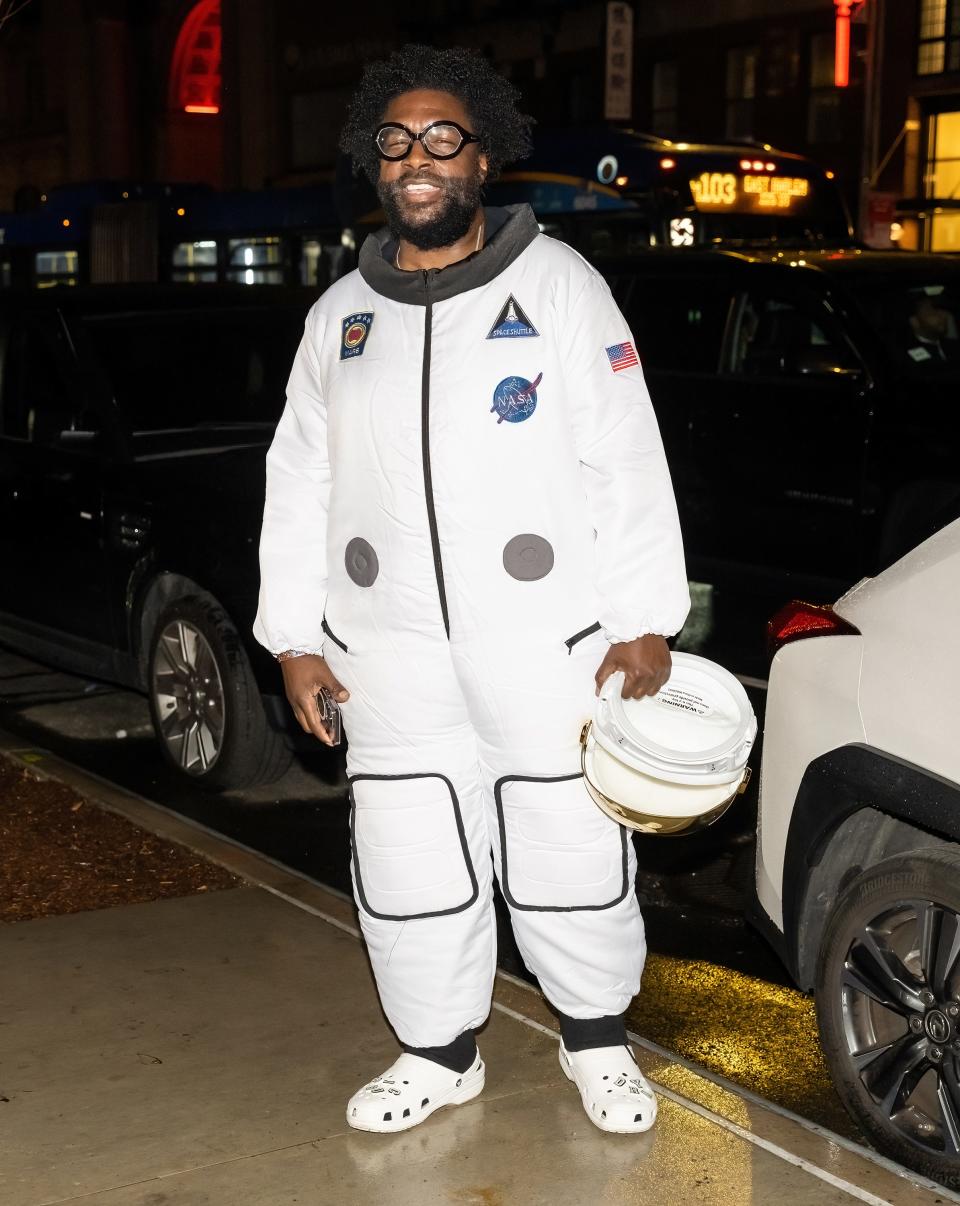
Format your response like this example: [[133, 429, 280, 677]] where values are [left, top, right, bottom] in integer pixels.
[[840, 898, 960, 1157], [152, 620, 225, 775]]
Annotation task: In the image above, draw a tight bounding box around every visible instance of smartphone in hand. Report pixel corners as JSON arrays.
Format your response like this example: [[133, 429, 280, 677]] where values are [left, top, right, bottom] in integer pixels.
[[316, 686, 342, 746]]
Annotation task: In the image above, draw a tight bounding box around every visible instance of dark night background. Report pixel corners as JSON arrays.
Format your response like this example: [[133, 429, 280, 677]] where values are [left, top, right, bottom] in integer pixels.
[[1, 0, 959, 252]]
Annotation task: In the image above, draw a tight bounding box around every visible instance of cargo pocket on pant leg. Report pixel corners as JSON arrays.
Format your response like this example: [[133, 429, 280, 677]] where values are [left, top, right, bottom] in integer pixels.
[[494, 773, 629, 912], [350, 773, 479, 921]]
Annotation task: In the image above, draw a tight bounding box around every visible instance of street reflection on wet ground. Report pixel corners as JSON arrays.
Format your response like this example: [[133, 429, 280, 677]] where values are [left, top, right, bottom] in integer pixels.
[[0, 644, 855, 1141]]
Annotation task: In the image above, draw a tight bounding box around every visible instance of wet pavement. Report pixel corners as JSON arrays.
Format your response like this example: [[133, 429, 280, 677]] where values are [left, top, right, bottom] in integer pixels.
[[0, 640, 855, 1142]]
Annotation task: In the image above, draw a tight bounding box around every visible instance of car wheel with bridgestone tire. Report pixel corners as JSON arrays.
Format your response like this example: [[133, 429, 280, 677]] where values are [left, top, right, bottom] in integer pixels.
[[815, 849, 960, 1189], [147, 595, 292, 791]]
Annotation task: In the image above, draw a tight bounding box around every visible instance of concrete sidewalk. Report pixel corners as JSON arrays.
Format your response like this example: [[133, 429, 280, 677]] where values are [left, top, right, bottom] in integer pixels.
[[1, 747, 957, 1206]]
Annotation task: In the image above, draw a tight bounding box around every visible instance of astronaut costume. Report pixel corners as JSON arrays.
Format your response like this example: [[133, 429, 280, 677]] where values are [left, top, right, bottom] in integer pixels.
[[255, 203, 689, 1131]]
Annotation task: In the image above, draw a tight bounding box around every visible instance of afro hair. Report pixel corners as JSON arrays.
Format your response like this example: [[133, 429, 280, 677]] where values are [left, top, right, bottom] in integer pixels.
[[340, 43, 534, 184]]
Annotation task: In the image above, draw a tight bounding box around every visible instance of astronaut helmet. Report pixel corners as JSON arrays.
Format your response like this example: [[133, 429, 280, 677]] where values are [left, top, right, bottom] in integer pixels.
[[580, 653, 757, 837]]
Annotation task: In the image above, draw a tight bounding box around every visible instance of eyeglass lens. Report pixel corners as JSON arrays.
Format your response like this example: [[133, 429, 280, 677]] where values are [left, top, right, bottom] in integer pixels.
[[377, 123, 467, 159]]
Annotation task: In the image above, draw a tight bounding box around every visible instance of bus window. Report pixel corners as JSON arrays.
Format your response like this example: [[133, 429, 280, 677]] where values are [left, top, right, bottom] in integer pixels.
[[299, 238, 353, 289], [35, 250, 79, 288], [227, 236, 283, 285], [172, 239, 217, 283]]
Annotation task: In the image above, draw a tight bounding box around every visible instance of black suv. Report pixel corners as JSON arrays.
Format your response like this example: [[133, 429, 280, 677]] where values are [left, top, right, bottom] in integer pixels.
[[600, 248, 960, 603], [0, 285, 313, 789]]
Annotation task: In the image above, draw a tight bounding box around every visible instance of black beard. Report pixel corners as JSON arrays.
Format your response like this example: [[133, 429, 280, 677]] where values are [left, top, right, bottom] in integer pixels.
[[377, 171, 484, 251]]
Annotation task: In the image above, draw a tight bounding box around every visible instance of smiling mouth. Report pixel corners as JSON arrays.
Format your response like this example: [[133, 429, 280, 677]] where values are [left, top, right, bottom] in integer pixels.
[[399, 179, 444, 202]]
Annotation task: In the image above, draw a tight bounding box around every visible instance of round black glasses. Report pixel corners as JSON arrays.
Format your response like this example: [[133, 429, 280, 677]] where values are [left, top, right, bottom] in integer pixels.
[[374, 121, 480, 161]]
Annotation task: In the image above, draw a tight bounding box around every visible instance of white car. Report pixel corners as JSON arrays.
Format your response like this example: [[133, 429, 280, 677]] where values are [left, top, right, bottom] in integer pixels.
[[755, 516, 960, 1187]]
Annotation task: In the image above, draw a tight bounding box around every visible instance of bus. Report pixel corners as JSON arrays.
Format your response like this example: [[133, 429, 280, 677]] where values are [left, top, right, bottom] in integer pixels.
[[0, 180, 349, 291], [486, 126, 855, 255], [0, 128, 854, 290]]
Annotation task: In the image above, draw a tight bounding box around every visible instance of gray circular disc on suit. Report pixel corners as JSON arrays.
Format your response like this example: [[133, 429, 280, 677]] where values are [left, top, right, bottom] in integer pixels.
[[502, 534, 555, 581], [345, 537, 379, 587]]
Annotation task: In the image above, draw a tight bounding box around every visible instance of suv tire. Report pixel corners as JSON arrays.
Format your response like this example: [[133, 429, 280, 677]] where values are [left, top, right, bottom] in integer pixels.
[[147, 594, 292, 791], [815, 849, 960, 1188]]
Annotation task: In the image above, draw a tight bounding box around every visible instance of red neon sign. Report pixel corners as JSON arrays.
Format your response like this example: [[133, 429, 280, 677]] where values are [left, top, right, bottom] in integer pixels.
[[170, 0, 221, 115], [834, 0, 864, 88]]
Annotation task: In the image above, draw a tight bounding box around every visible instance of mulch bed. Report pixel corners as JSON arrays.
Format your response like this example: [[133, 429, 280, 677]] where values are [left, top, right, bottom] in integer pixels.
[[0, 754, 242, 923]]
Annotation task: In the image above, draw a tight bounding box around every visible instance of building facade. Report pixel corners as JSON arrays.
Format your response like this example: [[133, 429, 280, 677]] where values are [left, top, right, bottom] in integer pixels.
[[0, 0, 948, 250], [867, 0, 960, 251]]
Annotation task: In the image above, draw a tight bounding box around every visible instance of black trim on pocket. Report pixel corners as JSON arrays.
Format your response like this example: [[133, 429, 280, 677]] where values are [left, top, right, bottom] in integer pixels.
[[564, 621, 602, 654], [322, 616, 349, 653], [493, 772, 630, 913], [348, 771, 479, 922]]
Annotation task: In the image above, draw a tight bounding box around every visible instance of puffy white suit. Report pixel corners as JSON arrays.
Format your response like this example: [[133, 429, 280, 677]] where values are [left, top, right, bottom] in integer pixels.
[[255, 205, 689, 1049]]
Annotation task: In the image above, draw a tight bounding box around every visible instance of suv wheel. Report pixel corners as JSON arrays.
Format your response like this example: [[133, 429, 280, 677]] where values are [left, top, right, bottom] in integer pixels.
[[815, 850, 960, 1188], [147, 595, 292, 791]]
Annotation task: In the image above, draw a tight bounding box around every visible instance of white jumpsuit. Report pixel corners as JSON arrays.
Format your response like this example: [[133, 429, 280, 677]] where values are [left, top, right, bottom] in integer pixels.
[[255, 205, 690, 1049]]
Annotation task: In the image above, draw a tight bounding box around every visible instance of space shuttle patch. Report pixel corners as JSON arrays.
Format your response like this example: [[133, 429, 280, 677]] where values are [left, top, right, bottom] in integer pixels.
[[487, 294, 539, 339]]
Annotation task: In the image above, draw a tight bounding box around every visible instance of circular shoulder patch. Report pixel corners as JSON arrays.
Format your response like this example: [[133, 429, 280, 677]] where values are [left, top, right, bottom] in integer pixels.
[[503, 534, 555, 581], [345, 538, 379, 587]]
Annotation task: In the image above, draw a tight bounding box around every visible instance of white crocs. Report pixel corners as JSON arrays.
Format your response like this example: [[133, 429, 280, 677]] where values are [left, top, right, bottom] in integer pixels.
[[346, 1051, 485, 1133], [559, 1041, 658, 1134]]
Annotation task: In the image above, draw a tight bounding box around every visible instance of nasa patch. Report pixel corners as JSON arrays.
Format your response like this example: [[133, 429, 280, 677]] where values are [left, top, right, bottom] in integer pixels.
[[487, 295, 539, 339], [491, 372, 542, 424], [340, 312, 374, 360]]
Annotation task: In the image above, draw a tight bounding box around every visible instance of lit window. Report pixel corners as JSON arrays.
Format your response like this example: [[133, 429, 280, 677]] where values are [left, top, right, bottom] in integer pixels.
[[917, 0, 960, 75], [170, 0, 221, 114], [925, 111, 960, 250], [227, 237, 283, 285], [35, 250, 79, 287], [172, 240, 218, 283]]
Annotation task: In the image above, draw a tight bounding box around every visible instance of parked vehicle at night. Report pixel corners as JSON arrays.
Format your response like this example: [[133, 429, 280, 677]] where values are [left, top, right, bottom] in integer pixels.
[[0, 285, 314, 789], [599, 248, 960, 605], [755, 516, 960, 1186]]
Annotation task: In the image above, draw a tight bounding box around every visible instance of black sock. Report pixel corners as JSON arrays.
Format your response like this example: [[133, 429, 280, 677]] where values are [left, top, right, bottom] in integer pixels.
[[402, 1029, 478, 1073], [556, 1010, 628, 1052]]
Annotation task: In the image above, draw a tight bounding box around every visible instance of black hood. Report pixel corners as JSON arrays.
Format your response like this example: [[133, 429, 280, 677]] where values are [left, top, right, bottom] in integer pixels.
[[358, 204, 540, 305]]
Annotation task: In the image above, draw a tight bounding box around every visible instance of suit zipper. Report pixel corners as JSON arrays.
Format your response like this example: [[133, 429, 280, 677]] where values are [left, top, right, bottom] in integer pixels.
[[565, 621, 602, 654], [421, 270, 451, 637], [322, 616, 349, 653]]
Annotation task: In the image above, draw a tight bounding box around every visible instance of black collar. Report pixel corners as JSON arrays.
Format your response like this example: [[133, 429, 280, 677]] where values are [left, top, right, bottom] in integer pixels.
[[358, 204, 540, 305]]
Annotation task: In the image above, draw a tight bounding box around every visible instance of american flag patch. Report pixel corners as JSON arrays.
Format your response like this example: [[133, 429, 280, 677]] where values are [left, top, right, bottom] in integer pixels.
[[605, 341, 639, 372]]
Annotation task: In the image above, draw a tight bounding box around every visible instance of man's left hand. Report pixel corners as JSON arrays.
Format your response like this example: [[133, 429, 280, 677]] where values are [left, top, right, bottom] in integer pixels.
[[595, 634, 671, 699]]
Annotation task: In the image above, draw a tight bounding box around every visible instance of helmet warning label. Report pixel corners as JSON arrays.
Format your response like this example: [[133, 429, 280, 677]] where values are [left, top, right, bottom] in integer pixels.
[[656, 686, 712, 717]]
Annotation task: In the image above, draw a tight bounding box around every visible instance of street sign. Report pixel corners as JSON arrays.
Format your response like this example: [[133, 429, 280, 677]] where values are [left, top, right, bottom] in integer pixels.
[[604, 2, 633, 122]]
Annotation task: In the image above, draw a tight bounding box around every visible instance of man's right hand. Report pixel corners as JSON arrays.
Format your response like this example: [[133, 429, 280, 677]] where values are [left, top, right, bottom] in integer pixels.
[[280, 654, 349, 746]]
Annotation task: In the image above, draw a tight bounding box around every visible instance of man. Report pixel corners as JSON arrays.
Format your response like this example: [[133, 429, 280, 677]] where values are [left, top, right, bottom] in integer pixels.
[[255, 44, 690, 1136], [909, 291, 960, 362]]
